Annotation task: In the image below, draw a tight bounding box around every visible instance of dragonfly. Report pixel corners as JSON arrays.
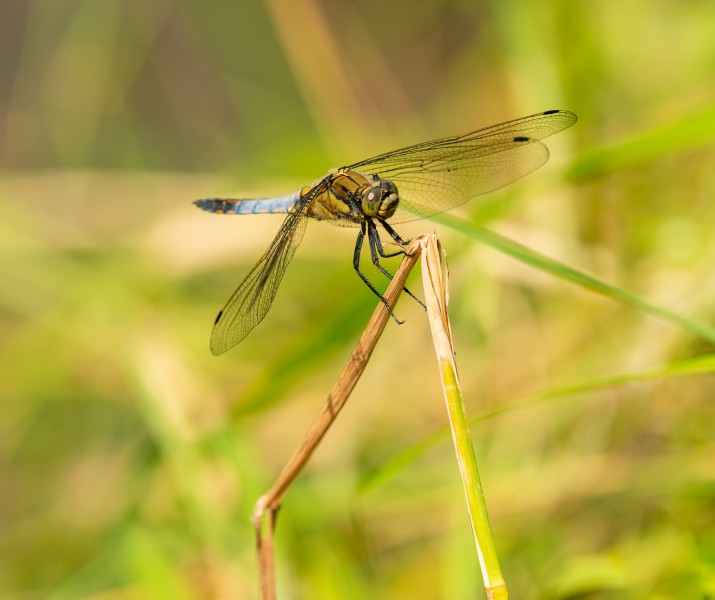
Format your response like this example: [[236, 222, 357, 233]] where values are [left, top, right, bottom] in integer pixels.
[[195, 109, 577, 354]]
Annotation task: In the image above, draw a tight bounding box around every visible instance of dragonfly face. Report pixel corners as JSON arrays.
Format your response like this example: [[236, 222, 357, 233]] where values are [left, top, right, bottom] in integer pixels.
[[195, 109, 578, 354], [361, 178, 399, 220]]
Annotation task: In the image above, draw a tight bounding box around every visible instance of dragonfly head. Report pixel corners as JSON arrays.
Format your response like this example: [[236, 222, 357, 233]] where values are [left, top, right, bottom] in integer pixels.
[[361, 179, 399, 220]]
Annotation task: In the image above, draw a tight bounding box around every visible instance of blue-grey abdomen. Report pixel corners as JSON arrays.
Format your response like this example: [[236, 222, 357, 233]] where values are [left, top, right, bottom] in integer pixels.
[[194, 191, 299, 215]]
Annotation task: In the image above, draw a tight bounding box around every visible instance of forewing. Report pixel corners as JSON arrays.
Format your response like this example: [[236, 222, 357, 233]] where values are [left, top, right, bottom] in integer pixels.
[[348, 110, 577, 223], [209, 190, 314, 354]]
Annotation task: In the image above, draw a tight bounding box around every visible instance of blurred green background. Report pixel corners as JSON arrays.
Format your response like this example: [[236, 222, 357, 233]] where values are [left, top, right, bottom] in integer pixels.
[[2, 0, 715, 598]]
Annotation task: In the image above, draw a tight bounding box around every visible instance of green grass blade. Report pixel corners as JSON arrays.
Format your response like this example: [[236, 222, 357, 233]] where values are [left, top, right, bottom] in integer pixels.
[[358, 353, 715, 493], [568, 104, 715, 180], [435, 214, 715, 345]]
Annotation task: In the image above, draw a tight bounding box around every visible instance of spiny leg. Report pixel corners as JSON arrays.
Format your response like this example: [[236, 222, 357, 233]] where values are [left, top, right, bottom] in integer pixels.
[[354, 223, 404, 324], [367, 220, 426, 310], [369, 225, 405, 259], [377, 217, 421, 260], [377, 217, 409, 245]]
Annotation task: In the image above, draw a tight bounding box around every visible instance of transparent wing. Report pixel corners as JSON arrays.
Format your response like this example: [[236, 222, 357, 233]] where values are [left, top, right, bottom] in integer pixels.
[[347, 109, 577, 223], [208, 187, 317, 354]]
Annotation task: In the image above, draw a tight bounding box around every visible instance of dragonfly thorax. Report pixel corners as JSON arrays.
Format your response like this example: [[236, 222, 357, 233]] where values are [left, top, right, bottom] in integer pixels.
[[360, 179, 399, 220]]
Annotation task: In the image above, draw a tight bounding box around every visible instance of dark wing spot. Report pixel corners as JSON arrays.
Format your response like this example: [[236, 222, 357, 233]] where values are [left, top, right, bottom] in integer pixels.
[[513, 136, 530, 142], [214, 310, 223, 325], [543, 109, 560, 115]]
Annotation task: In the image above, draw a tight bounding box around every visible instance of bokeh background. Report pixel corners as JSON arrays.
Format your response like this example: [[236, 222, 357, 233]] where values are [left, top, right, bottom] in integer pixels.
[[2, 1, 715, 598]]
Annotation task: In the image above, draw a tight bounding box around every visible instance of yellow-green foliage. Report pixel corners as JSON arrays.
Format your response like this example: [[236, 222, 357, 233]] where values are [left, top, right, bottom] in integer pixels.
[[2, 1, 715, 598]]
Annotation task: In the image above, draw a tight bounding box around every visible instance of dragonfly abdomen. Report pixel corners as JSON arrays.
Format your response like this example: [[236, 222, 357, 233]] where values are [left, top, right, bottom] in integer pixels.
[[194, 191, 299, 215]]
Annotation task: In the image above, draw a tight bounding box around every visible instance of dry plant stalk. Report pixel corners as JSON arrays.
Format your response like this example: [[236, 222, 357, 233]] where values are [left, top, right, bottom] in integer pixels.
[[252, 236, 425, 600], [419, 234, 507, 600], [252, 234, 507, 600]]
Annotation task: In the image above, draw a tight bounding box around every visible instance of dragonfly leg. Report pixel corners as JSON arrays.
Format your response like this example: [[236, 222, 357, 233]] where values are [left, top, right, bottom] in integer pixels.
[[367, 221, 426, 310], [354, 224, 404, 324], [377, 217, 421, 260], [377, 218, 409, 246], [368, 221, 405, 258]]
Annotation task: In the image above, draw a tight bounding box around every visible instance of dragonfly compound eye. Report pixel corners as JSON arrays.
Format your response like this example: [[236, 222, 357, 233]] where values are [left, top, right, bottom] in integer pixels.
[[361, 181, 400, 219]]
